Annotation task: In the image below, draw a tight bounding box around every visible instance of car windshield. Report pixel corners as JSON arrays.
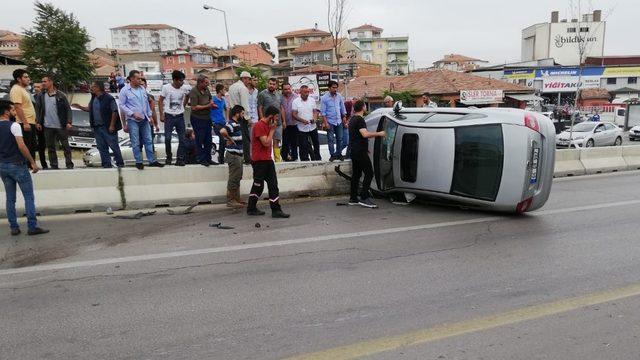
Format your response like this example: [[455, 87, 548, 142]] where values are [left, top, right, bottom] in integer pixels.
[[572, 123, 597, 132], [72, 110, 91, 127]]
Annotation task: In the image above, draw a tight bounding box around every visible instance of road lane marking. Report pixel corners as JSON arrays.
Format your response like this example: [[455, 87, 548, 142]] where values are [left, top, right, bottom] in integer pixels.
[[2, 198, 640, 276], [284, 282, 640, 360]]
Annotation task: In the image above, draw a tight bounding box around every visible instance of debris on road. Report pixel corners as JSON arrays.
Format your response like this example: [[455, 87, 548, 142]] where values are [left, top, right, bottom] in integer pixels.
[[209, 223, 235, 230], [166, 204, 197, 215], [255, 223, 261, 228], [113, 211, 156, 220], [106, 207, 114, 215]]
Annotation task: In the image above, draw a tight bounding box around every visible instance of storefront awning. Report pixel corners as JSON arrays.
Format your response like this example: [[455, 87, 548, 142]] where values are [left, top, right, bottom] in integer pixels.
[[506, 94, 544, 102]]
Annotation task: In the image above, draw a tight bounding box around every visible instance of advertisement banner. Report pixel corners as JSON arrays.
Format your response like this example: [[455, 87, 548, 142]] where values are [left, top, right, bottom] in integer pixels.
[[541, 76, 601, 93], [603, 67, 640, 77], [504, 69, 536, 80], [288, 74, 320, 101], [536, 67, 604, 77], [460, 89, 504, 105]]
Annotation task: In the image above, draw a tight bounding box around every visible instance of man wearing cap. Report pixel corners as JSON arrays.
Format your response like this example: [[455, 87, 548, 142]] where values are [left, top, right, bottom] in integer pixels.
[[229, 71, 252, 164]]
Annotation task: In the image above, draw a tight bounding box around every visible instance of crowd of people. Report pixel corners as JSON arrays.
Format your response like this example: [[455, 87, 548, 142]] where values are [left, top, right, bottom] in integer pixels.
[[1, 66, 400, 236]]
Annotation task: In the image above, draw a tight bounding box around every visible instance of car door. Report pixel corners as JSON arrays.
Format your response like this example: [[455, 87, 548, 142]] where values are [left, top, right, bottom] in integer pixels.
[[604, 123, 618, 144], [373, 116, 398, 191], [592, 124, 606, 146]]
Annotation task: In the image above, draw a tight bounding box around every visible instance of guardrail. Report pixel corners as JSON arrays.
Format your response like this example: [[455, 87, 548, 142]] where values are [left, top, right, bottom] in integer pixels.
[[555, 145, 640, 177]]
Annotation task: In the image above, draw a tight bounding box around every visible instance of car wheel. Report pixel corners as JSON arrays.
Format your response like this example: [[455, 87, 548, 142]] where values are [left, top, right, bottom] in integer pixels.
[[585, 139, 595, 148], [614, 137, 623, 146]]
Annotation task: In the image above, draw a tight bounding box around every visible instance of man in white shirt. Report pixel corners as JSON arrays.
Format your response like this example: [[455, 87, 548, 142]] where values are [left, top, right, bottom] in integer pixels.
[[422, 92, 438, 108], [292, 85, 321, 161], [228, 71, 252, 163], [247, 77, 259, 124], [158, 70, 189, 166]]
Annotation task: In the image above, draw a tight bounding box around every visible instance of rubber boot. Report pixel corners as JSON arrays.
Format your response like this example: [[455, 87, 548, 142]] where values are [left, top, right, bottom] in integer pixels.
[[273, 147, 281, 163]]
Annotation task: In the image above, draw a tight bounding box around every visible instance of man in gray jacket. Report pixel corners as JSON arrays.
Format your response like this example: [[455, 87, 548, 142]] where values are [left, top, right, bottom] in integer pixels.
[[35, 74, 74, 169]]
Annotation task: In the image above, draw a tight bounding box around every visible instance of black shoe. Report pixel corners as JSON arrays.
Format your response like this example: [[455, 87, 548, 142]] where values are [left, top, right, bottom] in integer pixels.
[[165, 159, 172, 166], [272, 210, 290, 218], [149, 161, 165, 168], [50, 166, 59, 170], [209, 160, 219, 166], [358, 198, 378, 209], [11, 228, 20, 236], [175, 161, 186, 167], [348, 198, 360, 206], [135, 163, 144, 170], [200, 161, 210, 167], [66, 165, 74, 169], [338, 155, 345, 161], [329, 155, 336, 162], [247, 208, 266, 216], [28, 227, 50, 236]]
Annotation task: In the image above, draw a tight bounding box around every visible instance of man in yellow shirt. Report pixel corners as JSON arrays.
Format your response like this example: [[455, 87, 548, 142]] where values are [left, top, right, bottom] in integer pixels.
[[9, 69, 38, 162]]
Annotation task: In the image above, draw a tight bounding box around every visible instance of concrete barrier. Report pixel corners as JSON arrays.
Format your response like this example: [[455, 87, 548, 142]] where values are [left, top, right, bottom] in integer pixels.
[[554, 149, 585, 177], [0, 161, 351, 216], [579, 147, 628, 174], [622, 146, 640, 171]]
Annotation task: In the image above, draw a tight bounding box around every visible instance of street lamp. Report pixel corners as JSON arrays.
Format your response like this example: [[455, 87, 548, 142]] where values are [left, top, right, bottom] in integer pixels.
[[203, 3, 231, 63]]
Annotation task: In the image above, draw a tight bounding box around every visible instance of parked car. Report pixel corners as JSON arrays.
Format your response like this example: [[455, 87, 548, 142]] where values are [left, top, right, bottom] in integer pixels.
[[556, 121, 623, 148], [83, 133, 219, 167], [68, 107, 96, 149], [362, 105, 555, 213], [629, 125, 640, 141]]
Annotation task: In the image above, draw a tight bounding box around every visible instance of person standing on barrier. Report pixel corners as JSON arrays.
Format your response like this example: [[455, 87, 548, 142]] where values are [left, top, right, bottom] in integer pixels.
[[9, 69, 38, 167], [119, 70, 164, 170], [349, 100, 385, 209], [0, 100, 49, 236], [258, 78, 283, 162], [220, 105, 246, 208], [211, 83, 229, 165], [73, 81, 125, 168], [229, 71, 252, 164], [189, 75, 215, 167], [320, 80, 347, 162], [158, 70, 188, 166], [31, 82, 49, 170], [247, 106, 290, 218], [280, 83, 298, 162]]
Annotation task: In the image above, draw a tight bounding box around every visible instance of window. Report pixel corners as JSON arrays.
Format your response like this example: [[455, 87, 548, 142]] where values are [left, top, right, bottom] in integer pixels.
[[400, 134, 419, 183], [178, 55, 186, 64], [629, 77, 638, 84], [567, 28, 577, 33], [357, 31, 364, 38], [451, 125, 504, 201], [377, 43, 383, 49], [579, 27, 590, 32], [604, 123, 616, 131], [607, 78, 617, 85]]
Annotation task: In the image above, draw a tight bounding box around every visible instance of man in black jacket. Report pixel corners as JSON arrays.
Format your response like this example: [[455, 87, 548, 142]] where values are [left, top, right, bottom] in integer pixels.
[[35, 74, 74, 169]]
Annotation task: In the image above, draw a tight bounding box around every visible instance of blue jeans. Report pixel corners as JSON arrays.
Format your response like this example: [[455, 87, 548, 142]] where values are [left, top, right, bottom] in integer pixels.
[[94, 126, 124, 168], [164, 114, 186, 163], [191, 117, 212, 163], [0, 163, 37, 231], [326, 123, 344, 157], [342, 123, 350, 158], [127, 119, 156, 164]]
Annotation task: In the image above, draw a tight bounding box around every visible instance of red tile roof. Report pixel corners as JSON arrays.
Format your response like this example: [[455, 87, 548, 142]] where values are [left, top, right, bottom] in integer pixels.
[[580, 88, 611, 100], [276, 28, 331, 39], [434, 54, 487, 64], [348, 24, 383, 32], [342, 69, 532, 99]]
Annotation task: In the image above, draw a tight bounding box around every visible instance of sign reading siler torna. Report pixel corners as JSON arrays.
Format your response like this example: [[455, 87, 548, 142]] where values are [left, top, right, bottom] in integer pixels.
[[460, 90, 504, 105]]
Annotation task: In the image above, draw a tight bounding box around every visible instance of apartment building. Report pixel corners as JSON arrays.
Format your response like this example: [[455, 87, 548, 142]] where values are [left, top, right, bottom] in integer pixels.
[[347, 24, 409, 75], [110, 24, 196, 52], [276, 27, 331, 64]]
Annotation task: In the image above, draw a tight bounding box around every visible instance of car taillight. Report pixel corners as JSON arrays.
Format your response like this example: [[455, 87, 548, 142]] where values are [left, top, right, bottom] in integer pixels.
[[524, 114, 540, 133], [516, 197, 533, 214]]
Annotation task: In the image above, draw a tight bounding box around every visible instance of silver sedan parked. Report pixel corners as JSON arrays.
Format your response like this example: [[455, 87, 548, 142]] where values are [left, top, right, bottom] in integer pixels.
[[83, 133, 218, 167], [556, 121, 623, 148]]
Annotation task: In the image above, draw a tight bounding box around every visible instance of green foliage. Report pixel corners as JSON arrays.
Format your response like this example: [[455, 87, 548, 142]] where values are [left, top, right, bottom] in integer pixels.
[[235, 65, 268, 91], [383, 90, 417, 107], [21, 2, 94, 92]]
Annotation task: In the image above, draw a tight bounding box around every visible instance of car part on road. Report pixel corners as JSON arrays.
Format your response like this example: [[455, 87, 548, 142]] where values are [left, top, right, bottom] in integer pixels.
[[166, 205, 197, 215], [113, 211, 157, 220], [209, 223, 235, 230]]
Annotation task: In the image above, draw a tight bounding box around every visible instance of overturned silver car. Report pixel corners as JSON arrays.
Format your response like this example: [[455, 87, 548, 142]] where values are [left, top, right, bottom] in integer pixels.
[[363, 104, 555, 213]]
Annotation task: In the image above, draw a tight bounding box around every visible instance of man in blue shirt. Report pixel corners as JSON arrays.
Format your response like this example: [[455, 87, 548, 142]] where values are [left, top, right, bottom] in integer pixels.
[[119, 70, 164, 170], [320, 80, 347, 161], [211, 83, 228, 165]]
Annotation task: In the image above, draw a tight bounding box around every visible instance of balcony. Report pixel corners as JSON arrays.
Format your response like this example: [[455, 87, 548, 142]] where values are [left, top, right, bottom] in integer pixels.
[[387, 47, 408, 54]]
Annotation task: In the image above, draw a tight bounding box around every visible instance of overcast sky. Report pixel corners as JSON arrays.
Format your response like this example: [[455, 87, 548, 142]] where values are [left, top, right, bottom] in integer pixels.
[[1, 0, 636, 68]]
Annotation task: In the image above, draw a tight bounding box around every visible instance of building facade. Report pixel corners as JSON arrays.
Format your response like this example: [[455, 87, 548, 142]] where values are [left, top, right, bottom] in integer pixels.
[[0, 31, 22, 52], [433, 54, 488, 72], [110, 24, 196, 52], [290, 38, 361, 71], [276, 27, 331, 64], [521, 10, 606, 66], [162, 46, 218, 78], [231, 43, 274, 66], [347, 24, 409, 75]]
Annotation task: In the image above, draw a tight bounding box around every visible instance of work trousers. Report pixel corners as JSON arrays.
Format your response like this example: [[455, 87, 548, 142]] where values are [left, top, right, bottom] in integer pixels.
[[350, 151, 374, 201], [44, 127, 73, 169], [248, 160, 282, 212], [225, 152, 243, 191]]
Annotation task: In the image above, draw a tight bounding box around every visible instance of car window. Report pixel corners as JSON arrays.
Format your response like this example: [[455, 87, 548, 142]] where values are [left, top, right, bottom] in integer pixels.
[[72, 110, 91, 127], [394, 112, 480, 123], [400, 133, 418, 183], [451, 124, 504, 201], [594, 125, 604, 132], [604, 123, 616, 130]]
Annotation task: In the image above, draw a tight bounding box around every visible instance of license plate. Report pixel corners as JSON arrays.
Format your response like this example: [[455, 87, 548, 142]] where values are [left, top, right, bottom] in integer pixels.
[[530, 148, 540, 184]]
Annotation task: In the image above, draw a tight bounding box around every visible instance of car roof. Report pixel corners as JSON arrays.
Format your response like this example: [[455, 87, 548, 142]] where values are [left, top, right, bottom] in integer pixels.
[[371, 106, 531, 128]]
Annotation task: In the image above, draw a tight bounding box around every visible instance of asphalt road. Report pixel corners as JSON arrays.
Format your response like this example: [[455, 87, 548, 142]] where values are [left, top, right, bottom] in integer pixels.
[[2, 171, 640, 359]]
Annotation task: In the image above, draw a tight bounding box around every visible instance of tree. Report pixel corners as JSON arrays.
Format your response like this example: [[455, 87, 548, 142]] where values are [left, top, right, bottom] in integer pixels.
[[235, 65, 268, 91], [21, 2, 94, 92], [327, 0, 349, 73], [383, 90, 417, 107], [258, 42, 275, 59]]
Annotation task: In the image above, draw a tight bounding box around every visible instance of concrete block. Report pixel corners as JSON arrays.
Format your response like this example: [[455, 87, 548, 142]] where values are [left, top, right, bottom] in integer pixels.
[[579, 147, 627, 174], [554, 149, 585, 177], [622, 145, 640, 170]]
